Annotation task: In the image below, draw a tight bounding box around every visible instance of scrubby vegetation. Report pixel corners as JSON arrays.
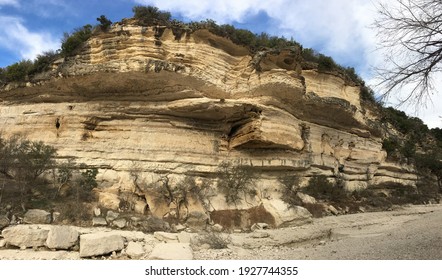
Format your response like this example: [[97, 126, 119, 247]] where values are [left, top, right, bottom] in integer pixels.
[[0, 135, 98, 224], [280, 173, 441, 218], [61, 24, 93, 57], [217, 161, 256, 205]]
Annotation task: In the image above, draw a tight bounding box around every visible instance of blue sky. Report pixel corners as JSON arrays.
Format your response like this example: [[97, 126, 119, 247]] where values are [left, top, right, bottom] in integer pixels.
[[0, 0, 440, 128]]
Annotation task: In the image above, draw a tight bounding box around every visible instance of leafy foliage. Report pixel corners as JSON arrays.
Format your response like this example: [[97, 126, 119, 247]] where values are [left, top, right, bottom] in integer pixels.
[[61, 24, 93, 57], [279, 175, 302, 208], [196, 231, 231, 249], [0, 135, 57, 205], [1, 60, 33, 82], [133, 5, 171, 25], [0, 135, 57, 184], [29, 51, 59, 75], [382, 137, 400, 158], [96, 15, 112, 31], [217, 161, 256, 205], [303, 175, 347, 202]]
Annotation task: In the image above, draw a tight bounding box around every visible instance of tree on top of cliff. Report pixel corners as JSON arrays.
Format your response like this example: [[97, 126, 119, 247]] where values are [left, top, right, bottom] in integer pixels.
[[132, 5, 171, 25], [374, 0, 442, 106], [97, 15, 112, 31], [61, 24, 93, 57]]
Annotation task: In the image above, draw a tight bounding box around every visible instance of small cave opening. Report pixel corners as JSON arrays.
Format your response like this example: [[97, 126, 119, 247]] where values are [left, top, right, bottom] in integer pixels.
[[228, 123, 243, 138], [55, 118, 60, 129]]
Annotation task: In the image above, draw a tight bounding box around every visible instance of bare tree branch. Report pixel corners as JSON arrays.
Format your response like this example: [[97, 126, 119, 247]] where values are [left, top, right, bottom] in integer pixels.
[[374, 0, 442, 106]]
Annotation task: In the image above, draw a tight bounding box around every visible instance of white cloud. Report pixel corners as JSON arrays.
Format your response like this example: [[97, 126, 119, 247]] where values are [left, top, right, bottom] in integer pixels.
[[134, 0, 379, 76], [133, 0, 440, 128], [0, 0, 19, 7], [0, 16, 59, 60]]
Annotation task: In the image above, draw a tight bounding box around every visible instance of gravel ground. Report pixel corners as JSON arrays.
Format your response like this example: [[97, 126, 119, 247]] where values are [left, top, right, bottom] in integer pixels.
[[193, 204, 442, 260]]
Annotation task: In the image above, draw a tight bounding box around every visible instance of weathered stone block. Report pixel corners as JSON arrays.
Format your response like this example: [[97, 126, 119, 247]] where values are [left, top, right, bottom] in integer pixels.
[[2, 225, 49, 248], [79, 232, 124, 258], [46, 226, 79, 249]]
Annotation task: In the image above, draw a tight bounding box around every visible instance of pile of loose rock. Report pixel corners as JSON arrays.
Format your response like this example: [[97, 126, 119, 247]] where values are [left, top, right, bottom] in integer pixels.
[[0, 223, 197, 260]]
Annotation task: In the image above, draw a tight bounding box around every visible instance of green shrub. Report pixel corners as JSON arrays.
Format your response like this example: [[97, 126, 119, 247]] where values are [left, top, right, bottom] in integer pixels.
[[303, 175, 347, 202], [196, 231, 231, 249], [382, 137, 400, 157], [3, 60, 33, 82], [61, 24, 93, 57], [301, 48, 319, 63], [278, 175, 302, 208], [0, 135, 57, 203], [317, 54, 336, 72], [217, 161, 256, 205], [132, 5, 171, 25], [96, 15, 112, 31], [29, 51, 59, 75]]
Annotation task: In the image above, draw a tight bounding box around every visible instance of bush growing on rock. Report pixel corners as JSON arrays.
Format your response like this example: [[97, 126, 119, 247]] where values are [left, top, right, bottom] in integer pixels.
[[1, 60, 33, 82], [303, 175, 347, 202], [61, 24, 93, 57], [0, 135, 57, 201], [217, 161, 256, 205], [279, 175, 303, 208], [96, 15, 112, 31], [132, 5, 171, 25]]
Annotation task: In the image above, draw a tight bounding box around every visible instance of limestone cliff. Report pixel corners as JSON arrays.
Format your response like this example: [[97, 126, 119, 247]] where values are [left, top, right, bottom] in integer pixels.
[[0, 21, 417, 228]]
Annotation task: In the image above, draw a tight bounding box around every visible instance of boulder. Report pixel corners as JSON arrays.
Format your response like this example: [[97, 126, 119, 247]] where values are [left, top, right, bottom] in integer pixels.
[[93, 207, 101, 217], [211, 224, 223, 232], [327, 205, 339, 215], [79, 232, 124, 258], [0, 239, 5, 248], [149, 243, 193, 260], [139, 216, 170, 233], [125, 241, 145, 259], [46, 226, 79, 250], [177, 232, 192, 243], [0, 215, 9, 230], [112, 218, 127, 229], [297, 192, 317, 204], [52, 212, 61, 223], [92, 217, 108, 226], [185, 211, 208, 229], [134, 201, 148, 214], [154, 231, 178, 243], [98, 192, 120, 210], [2, 225, 49, 248], [23, 209, 51, 224], [251, 223, 269, 231], [175, 223, 186, 232], [261, 199, 312, 227], [106, 210, 119, 222]]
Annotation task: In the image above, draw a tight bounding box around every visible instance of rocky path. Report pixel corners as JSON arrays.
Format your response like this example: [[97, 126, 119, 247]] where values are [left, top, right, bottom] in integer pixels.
[[1, 204, 441, 260]]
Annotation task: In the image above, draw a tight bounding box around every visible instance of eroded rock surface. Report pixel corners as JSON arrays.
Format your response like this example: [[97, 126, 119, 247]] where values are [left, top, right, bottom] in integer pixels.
[[0, 23, 418, 229]]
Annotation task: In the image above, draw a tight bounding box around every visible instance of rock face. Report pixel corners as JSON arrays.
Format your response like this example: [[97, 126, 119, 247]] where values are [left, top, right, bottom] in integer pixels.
[[79, 232, 124, 258], [0, 22, 418, 229]]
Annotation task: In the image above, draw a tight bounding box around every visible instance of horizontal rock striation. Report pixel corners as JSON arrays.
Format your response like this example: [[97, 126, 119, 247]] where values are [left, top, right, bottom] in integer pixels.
[[0, 22, 417, 227]]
